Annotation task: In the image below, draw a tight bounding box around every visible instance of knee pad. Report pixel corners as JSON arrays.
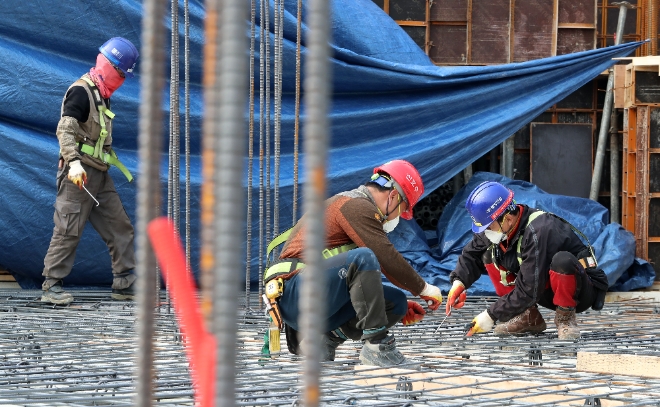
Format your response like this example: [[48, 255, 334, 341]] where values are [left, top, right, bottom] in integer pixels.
[[549, 251, 580, 275]]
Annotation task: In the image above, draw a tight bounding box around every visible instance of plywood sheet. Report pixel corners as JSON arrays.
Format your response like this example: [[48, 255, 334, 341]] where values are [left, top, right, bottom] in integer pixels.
[[557, 81, 594, 109], [577, 352, 660, 378], [557, 28, 595, 54], [401, 25, 426, 50], [558, 0, 595, 25], [430, 24, 467, 64], [513, 0, 555, 62], [635, 71, 660, 104], [530, 123, 593, 198], [430, 0, 467, 21], [470, 0, 509, 64]]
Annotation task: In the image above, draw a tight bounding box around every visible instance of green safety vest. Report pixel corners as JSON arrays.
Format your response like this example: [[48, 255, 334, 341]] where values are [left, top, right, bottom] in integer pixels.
[[78, 77, 133, 182]]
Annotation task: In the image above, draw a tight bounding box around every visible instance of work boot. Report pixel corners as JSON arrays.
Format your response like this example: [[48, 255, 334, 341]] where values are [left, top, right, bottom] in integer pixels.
[[322, 334, 344, 361], [41, 281, 73, 305], [493, 305, 547, 336], [554, 306, 580, 340], [359, 334, 408, 367], [111, 282, 135, 301]]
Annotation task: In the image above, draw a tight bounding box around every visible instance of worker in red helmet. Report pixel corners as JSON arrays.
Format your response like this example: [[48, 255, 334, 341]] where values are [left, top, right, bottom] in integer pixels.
[[446, 181, 608, 340], [41, 37, 139, 305], [264, 159, 442, 367]]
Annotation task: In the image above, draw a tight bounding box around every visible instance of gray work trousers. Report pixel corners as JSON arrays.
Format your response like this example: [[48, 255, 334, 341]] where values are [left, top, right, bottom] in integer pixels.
[[42, 162, 136, 290]]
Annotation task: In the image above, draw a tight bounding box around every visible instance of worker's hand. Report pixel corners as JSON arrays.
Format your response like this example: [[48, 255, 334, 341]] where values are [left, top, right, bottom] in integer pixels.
[[466, 310, 495, 336], [67, 160, 87, 189], [446, 280, 467, 315], [419, 283, 443, 311], [402, 300, 426, 326]]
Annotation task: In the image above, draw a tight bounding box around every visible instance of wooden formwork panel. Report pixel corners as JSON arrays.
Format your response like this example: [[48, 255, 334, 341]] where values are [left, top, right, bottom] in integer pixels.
[[635, 106, 649, 259], [429, 0, 467, 21], [389, 0, 426, 21], [558, 0, 596, 25], [556, 28, 595, 54], [470, 0, 510, 64], [622, 108, 637, 236], [512, 0, 556, 62], [429, 24, 467, 64]]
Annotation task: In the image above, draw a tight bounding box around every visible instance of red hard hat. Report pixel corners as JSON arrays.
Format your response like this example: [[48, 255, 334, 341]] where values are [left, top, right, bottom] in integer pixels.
[[373, 160, 424, 220]]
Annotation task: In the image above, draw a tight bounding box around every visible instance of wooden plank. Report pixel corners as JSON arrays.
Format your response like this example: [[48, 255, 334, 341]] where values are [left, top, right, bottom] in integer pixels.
[[470, 0, 509, 64], [0, 274, 16, 282], [577, 352, 660, 378], [512, 0, 555, 62], [614, 64, 627, 109]]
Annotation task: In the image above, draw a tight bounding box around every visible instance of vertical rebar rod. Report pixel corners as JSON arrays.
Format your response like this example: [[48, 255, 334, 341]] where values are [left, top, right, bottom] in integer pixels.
[[214, 0, 249, 404], [135, 0, 166, 403], [610, 109, 620, 223], [171, 0, 181, 234], [590, 2, 630, 201], [273, 0, 281, 240], [246, 0, 257, 308], [262, 0, 271, 302], [184, 0, 191, 266], [293, 0, 302, 224], [300, 0, 332, 405], [258, 0, 267, 307]]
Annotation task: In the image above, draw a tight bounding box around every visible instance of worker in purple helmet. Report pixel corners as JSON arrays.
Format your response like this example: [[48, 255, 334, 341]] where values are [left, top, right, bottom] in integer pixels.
[[446, 181, 608, 340], [41, 37, 139, 305]]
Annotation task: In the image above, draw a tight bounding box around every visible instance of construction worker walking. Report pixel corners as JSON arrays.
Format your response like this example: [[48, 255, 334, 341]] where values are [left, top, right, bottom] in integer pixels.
[[264, 160, 443, 366], [41, 37, 139, 305], [446, 181, 608, 340]]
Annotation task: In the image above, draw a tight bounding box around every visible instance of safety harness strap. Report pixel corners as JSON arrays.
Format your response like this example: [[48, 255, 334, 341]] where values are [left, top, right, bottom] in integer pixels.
[[79, 144, 133, 182], [263, 228, 357, 283]]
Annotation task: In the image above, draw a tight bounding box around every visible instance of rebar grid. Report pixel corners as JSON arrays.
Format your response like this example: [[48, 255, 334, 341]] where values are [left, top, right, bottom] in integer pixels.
[[1, 291, 659, 406]]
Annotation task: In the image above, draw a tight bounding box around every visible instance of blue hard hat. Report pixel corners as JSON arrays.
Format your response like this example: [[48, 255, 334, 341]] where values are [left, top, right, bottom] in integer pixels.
[[465, 181, 516, 233], [99, 37, 139, 78]]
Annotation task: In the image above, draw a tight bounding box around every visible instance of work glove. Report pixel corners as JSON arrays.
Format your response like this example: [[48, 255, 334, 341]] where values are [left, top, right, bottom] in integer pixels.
[[466, 310, 495, 336], [446, 280, 467, 315], [419, 283, 443, 311], [401, 300, 426, 326], [67, 160, 87, 189]]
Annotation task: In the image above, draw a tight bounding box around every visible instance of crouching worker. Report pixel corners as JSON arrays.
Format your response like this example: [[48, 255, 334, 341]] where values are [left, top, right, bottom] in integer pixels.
[[264, 160, 443, 367], [446, 181, 608, 340]]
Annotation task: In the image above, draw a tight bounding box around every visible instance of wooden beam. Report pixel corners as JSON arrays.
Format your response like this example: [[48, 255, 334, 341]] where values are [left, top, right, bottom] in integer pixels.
[[577, 352, 660, 378]]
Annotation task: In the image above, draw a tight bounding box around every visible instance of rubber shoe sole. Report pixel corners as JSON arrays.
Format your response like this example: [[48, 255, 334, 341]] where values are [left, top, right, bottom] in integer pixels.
[[41, 293, 73, 305], [111, 291, 135, 301]]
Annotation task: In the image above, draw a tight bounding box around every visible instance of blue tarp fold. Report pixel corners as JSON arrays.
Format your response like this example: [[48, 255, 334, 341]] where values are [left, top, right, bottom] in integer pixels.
[[0, 0, 646, 290]]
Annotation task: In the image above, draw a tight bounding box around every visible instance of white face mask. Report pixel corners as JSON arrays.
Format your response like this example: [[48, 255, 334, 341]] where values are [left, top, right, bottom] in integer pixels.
[[484, 229, 506, 244], [383, 216, 400, 233]]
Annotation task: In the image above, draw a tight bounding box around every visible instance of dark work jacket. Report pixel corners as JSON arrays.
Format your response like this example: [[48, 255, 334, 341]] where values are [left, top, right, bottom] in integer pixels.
[[449, 205, 591, 322]]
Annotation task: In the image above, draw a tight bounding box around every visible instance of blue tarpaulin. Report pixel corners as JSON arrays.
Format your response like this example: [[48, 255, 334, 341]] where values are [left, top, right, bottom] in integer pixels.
[[0, 0, 648, 291]]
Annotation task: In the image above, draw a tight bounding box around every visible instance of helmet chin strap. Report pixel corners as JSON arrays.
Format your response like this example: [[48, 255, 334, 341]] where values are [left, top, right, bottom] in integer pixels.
[[379, 190, 402, 223]]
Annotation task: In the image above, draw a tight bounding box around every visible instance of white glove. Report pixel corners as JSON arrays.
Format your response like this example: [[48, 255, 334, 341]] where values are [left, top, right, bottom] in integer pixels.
[[419, 283, 443, 311], [467, 310, 495, 336], [67, 160, 87, 189]]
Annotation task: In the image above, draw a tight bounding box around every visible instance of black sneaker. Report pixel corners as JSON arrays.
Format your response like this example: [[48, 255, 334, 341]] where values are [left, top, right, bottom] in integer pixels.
[[359, 334, 408, 367], [41, 282, 73, 305], [111, 283, 135, 300]]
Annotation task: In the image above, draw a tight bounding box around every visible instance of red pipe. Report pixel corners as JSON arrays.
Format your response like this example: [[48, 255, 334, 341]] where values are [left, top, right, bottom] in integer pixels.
[[148, 217, 216, 407]]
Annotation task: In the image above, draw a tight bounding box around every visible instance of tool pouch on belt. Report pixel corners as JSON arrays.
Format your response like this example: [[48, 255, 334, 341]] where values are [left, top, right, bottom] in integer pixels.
[[578, 249, 608, 311], [56, 158, 68, 190]]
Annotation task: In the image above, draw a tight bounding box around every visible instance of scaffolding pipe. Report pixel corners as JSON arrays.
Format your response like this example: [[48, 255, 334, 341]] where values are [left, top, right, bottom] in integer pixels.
[[300, 0, 332, 404], [501, 136, 515, 178], [589, 2, 631, 201], [213, 0, 248, 404], [610, 109, 620, 223], [135, 0, 166, 403]]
